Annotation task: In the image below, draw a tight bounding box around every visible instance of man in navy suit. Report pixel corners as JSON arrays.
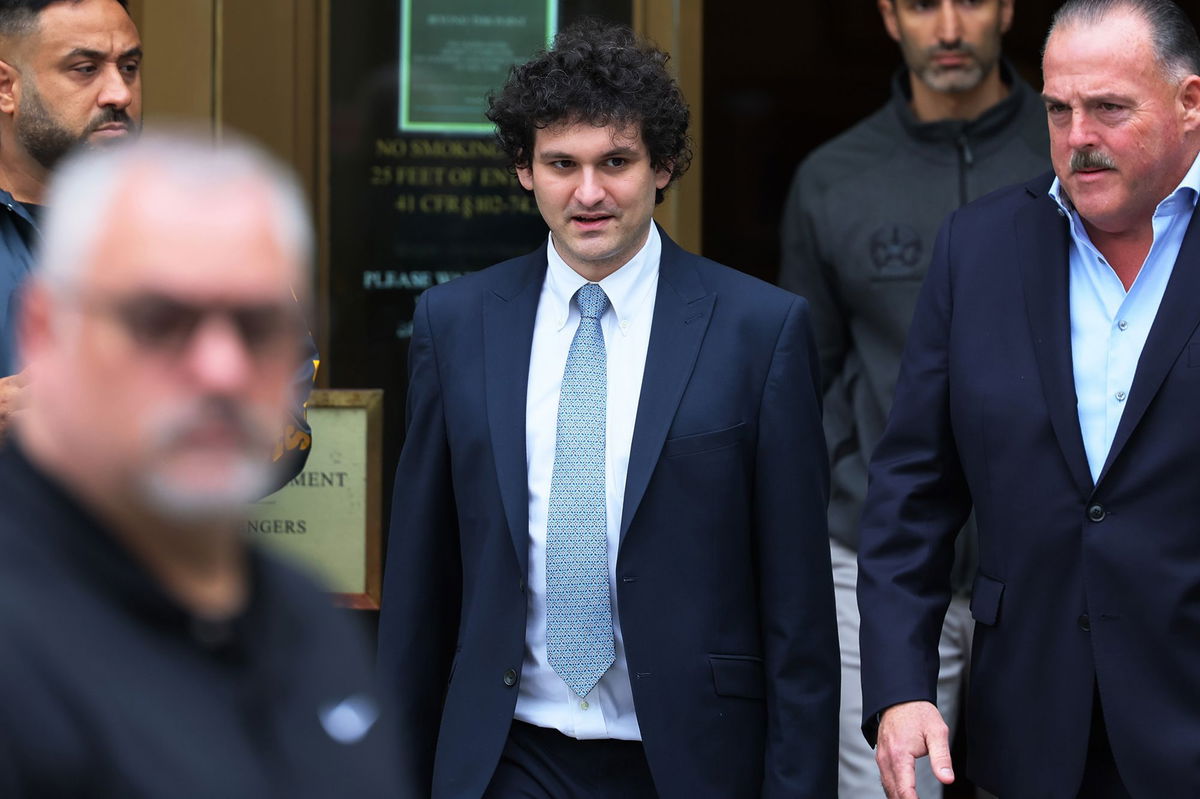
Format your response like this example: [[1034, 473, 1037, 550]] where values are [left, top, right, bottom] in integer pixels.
[[857, 1, 1200, 797], [377, 19, 838, 799]]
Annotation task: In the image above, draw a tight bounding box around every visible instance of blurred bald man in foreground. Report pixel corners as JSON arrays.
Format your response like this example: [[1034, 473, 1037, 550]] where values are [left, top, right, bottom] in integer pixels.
[[0, 132, 397, 798]]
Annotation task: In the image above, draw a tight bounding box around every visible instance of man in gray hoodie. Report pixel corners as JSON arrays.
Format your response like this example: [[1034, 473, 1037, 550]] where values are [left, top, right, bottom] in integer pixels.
[[779, 1, 1048, 796]]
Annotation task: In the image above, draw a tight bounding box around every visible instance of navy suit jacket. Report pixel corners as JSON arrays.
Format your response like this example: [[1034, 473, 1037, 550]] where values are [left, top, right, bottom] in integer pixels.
[[377, 228, 838, 798], [858, 172, 1200, 797]]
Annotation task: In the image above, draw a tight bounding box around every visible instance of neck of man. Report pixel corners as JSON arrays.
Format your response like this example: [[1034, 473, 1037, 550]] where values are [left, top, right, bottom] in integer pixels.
[[1083, 220, 1151, 292], [908, 62, 1010, 123], [108, 511, 250, 620], [16, 419, 251, 619], [0, 136, 49, 204]]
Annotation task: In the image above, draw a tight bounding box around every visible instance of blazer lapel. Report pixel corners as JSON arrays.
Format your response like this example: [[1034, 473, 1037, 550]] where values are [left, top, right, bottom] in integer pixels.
[[1015, 184, 1094, 497], [1097, 208, 1200, 486], [483, 252, 546, 578], [620, 228, 714, 544]]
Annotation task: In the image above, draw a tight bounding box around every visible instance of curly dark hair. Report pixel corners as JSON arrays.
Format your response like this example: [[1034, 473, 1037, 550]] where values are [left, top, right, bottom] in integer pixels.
[[486, 19, 693, 204]]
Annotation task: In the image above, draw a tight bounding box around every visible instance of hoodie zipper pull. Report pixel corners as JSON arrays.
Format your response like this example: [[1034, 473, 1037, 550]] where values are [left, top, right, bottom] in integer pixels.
[[957, 135, 975, 166]]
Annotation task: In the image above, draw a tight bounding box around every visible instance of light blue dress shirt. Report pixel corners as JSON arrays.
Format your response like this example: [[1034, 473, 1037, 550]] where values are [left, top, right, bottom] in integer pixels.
[[1050, 154, 1200, 483]]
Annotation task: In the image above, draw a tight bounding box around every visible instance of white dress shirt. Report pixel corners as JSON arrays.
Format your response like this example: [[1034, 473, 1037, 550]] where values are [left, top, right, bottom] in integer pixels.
[[514, 225, 660, 740], [1050, 153, 1200, 483]]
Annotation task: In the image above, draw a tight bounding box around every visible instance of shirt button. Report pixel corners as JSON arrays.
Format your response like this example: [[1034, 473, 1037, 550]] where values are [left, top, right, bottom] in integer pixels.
[[1117, 319, 1128, 331], [579, 700, 590, 710], [1115, 390, 1127, 402], [502, 669, 517, 687], [619, 320, 630, 330]]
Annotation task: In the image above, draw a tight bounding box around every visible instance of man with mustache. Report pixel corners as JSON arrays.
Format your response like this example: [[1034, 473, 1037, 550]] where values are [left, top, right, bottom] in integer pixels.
[[778, 1, 1046, 796], [857, 0, 1200, 796], [0, 0, 314, 485], [378, 19, 838, 798], [0, 0, 141, 434], [0, 131, 400, 797]]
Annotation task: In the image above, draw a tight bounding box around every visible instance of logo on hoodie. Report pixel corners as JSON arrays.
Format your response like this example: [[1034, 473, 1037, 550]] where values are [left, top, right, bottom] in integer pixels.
[[869, 225, 923, 279]]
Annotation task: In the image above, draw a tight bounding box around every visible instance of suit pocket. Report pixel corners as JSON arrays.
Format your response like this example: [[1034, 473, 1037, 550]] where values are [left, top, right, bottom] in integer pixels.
[[661, 422, 745, 459], [970, 573, 1005, 626], [709, 654, 765, 699]]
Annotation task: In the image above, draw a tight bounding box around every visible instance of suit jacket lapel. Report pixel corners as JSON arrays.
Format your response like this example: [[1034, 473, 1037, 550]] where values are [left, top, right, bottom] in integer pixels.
[[483, 252, 546, 578], [1015, 184, 1094, 497], [620, 227, 714, 544], [1097, 208, 1200, 486]]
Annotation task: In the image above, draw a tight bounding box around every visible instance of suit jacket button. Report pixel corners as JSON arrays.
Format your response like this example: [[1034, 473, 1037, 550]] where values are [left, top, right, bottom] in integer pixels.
[[503, 669, 518, 687], [1078, 614, 1091, 632], [1087, 504, 1106, 522]]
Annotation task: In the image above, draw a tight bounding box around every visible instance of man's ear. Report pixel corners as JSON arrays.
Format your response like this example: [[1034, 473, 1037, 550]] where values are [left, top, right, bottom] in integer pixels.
[[516, 162, 534, 191], [654, 163, 672, 191], [1180, 74, 1200, 135], [0, 58, 19, 116], [999, 0, 1015, 35], [878, 0, 901, 45]]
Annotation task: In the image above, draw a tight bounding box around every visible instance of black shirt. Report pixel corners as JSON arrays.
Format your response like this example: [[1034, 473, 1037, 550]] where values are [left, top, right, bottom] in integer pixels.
[[0, 443, 400, 797]]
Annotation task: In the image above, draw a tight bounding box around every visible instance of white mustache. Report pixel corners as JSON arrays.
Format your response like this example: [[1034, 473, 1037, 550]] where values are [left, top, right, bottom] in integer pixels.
[[1071, 149, 1117, 171]]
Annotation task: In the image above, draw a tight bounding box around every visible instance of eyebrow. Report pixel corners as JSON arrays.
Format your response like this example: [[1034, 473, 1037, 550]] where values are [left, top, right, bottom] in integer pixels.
[[537, 146, 641, 160], [1041, 91, 1135, 106], [64, 45, 143, 61]]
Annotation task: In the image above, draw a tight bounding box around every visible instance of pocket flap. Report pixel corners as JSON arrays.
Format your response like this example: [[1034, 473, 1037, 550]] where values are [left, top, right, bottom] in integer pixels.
[[709, 654, 765, 699], [662, 422, 745, 458], [970, 573, 1005, 626]]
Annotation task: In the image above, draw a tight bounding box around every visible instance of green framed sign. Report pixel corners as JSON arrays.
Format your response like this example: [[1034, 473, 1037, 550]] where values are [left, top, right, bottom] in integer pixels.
[[399, 0, 557, 133]]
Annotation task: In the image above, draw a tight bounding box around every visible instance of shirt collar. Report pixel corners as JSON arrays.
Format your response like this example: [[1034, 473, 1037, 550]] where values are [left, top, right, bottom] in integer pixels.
[[1050, 150, 1200, 219], [544, 224, 661, 334]]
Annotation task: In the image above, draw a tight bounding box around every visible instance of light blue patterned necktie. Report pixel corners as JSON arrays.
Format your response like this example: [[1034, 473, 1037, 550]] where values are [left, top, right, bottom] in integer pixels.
[[545, 282, 615, 698]]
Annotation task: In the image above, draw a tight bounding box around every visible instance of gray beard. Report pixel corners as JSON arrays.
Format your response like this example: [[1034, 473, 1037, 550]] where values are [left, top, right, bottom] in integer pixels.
[[916, 61, 988, 94]]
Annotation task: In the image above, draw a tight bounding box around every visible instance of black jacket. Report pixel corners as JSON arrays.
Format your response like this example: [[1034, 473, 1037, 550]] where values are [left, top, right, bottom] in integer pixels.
[[0, 442, 400, 798]]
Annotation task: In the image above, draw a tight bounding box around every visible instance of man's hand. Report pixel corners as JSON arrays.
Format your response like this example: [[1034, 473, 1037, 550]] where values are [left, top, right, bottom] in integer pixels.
[[875, 700, 954, 798], [0, 369, 29, 437]]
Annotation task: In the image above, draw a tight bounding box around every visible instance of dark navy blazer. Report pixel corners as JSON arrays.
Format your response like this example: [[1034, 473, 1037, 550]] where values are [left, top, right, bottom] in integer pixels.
[[377, 228, 838, 798], [859, 171, 1200, 798]]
